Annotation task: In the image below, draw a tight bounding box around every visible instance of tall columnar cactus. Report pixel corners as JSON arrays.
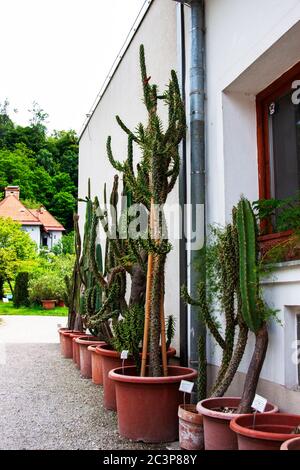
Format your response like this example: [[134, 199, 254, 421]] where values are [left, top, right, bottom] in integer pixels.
[[184, 197, 269, 408], [181, 220, 249, 397], [235, 198, 269, 414], [107, 45, 186, 377]]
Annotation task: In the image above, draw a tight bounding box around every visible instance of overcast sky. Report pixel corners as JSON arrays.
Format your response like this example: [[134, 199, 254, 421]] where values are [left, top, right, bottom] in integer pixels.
[[0, 0, 146, 134]]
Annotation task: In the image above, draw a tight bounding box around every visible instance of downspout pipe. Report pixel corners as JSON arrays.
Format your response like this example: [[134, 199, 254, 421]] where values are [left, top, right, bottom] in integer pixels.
[[176, 2, 188, 367], [173, 0, 206, 371], [189, 0, 206, 371]]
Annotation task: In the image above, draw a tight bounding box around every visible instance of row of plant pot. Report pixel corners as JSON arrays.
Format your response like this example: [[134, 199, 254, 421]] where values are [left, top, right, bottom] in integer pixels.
[[59, 327, 300, 450], [58, 327, 198, 443], [179, 395, 300, 451]]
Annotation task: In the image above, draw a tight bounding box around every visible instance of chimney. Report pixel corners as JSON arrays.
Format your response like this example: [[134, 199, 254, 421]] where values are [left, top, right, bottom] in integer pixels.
[[5, 186, 20, 200]]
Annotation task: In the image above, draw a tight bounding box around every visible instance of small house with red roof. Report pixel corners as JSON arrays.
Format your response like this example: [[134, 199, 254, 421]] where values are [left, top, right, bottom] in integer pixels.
[[0, 186, 65, 249]]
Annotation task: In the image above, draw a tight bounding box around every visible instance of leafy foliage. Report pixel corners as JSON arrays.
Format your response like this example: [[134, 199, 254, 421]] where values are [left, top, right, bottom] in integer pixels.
[[0, 217, 37, 289], [0, 102, 78, 231], [253, 194, 300, 233]]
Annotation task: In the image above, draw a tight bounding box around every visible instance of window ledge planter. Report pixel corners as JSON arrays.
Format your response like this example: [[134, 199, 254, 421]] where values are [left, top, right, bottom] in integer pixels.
[[109, 365, 197, 443], [259, 230, 300, 261], [280, 436, 300, 450], [41, 299, 56, 310], [96, 344, 176, 411], [230, 413, 300, 450], [75, 336, 105, 379], [178, 404, 204, 450], [197, 397, 278, 450]]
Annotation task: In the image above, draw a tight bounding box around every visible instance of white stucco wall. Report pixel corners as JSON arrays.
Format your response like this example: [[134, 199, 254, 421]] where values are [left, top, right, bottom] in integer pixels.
[[79, 0, 300, 389], [79, 0, 181, 354], [22, 225, 41, 248], [48, 230, 63, 249], [205, 0, 300, 387]]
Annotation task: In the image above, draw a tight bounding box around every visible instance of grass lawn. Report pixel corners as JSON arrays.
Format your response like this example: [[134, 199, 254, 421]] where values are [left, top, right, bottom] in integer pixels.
[[0, 301, 68, 316]]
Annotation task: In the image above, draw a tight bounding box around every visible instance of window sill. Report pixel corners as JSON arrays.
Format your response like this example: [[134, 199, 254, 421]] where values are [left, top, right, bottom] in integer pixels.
[[258, 230, 300, 262]]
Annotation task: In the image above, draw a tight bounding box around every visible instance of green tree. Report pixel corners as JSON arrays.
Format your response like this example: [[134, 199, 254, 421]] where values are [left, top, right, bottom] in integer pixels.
[[0, 217, 37, 292], [0, 103, 78, 231], [50, 192, 76, 230], [13, 272, 30, 307]]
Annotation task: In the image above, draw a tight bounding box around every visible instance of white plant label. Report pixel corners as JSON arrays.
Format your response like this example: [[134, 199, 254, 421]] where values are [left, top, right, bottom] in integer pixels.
[[121, 350, 129, 360], [252, 394, 267, 413], [179, 380, 194, 394]]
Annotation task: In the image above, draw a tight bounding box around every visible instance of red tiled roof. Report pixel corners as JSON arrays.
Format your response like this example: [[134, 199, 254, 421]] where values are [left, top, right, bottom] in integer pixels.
[[0, 195, 41, 225], [0, 195, 65, 231], [31, 208, 65, 231]]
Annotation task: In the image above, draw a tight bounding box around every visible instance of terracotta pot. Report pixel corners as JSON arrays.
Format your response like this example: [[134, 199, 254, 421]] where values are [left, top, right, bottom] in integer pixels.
[[96, 344, 176, 411], [57, 300, 65, 307], [72, 334, 91, 368], [42, 299, 56, 310], [197, 397, 278, 450], [178, 404, 204, 450], [75, 336, 105, 379], [230, 413, 300, 450], [60, 330, 84, 359], [280, 436, 300, 450], [95, 344, 134, 410], [88, 344, 106, 385], [109, 365, 197, 443], [58, 327, 69, 355]]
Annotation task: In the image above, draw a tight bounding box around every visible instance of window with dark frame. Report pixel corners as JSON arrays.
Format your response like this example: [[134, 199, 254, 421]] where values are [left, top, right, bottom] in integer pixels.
[[256, 62, 300, 233]]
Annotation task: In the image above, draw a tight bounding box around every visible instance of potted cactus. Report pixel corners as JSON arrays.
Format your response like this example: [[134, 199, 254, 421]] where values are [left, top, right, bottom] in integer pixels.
[[183, 198, 278, 450], [108, 45, 197, 443]]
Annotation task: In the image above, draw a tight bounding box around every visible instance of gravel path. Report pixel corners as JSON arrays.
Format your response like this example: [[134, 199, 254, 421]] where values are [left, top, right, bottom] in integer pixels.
[[0, 317, 166, 450]]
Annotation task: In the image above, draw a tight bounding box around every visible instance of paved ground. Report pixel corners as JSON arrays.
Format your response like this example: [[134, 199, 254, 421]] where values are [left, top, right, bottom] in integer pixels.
[[0, 316, 166, 450]]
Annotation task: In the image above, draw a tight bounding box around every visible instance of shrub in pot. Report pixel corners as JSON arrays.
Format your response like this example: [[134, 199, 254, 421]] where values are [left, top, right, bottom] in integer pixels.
[[29, 273, 59, 308], [108, 45, 197, 443]]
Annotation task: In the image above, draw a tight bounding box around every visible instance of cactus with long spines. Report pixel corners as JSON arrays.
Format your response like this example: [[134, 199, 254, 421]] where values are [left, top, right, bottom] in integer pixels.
[[236, 198, 261, 333], [106, 45, 186, 376], [183, 197, 271, 407]]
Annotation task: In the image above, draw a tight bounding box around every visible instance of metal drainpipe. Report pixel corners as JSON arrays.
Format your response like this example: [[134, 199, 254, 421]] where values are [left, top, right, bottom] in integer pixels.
[[176, 2, 188, 367], [189, 0, 206, 371], [174, 0, 206, 370]]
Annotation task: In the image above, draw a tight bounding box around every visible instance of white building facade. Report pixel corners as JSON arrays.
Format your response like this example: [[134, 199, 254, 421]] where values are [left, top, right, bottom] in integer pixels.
[[79, 0, 300, 411]]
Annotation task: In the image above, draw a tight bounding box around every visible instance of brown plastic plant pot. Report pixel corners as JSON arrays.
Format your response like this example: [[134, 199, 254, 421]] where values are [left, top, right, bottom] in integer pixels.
[[197, 397, 278, 450], [109, 365, 197, 443], [60, 329, 76, 358], [280, 436, 300, 450], [88, 344, 106, 385], [95, 344, 176, 411], [178, 404, 204, 450], [58, 327, 69, 355], [95, 344, 134, 410], [230, 413, 300, 450], [42, 299, 56, 310], [60, 330, 84, 359], [68, 332, 90, 366], [75, 336, 105, 379]]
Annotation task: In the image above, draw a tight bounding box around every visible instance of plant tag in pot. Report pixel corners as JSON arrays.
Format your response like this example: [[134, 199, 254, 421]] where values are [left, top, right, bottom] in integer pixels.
[[179, 380, 194, 394], [121, 350, 129, 360], [252, 394, 267, 413]]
